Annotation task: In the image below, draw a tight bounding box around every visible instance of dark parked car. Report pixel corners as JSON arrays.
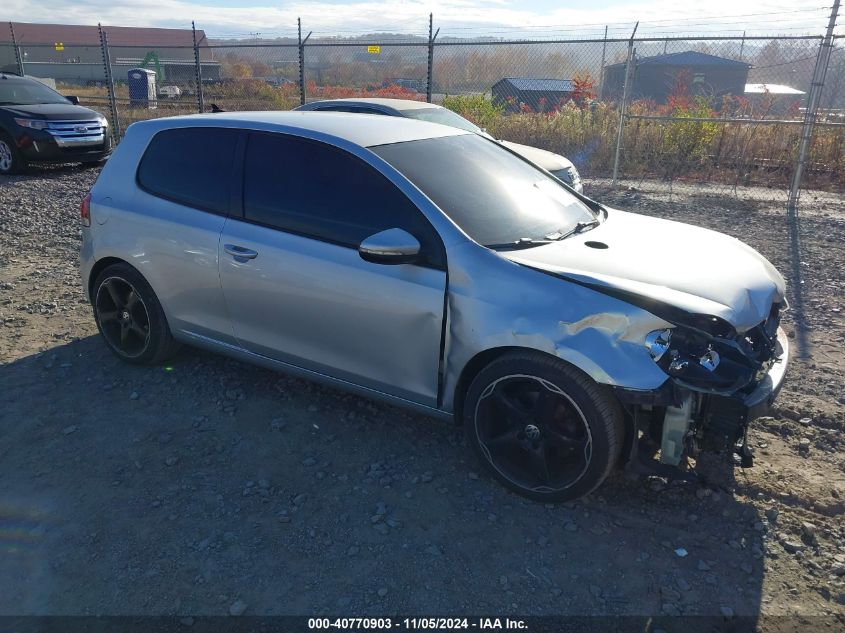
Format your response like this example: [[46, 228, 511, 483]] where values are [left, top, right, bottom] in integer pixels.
[[0, 73, 112, 174]]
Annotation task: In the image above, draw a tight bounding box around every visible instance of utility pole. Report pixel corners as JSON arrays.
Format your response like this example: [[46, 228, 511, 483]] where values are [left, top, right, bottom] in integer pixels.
[[426, 13, 440, 103], [739, 30, 746, 62], [787, 0, 839, 213], [612, 22, 638, 186]]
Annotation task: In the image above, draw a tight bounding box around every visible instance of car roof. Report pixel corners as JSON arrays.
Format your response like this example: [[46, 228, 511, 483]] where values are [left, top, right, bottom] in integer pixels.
[[132, 110, 466, 147], [308, 98, 438, 111]]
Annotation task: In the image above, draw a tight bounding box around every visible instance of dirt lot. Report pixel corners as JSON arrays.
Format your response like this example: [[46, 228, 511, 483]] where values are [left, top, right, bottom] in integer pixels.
[[1, 166, 844, 624]]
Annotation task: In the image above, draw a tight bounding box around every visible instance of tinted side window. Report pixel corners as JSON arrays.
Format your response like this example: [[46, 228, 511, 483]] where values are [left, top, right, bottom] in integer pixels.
[[243, 132, 444, 267], [137, 127, 239, 214]]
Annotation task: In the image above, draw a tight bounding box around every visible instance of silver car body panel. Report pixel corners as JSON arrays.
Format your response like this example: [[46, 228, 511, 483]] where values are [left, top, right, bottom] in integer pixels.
[[502, 210, 786, 333], [218, 217, 446, 405], [84, 194, 236, 345], [81, 113, 786, 419], [81, 124, 236, 344], [438, 241, 675, 411], [162, 110, 465, 147]]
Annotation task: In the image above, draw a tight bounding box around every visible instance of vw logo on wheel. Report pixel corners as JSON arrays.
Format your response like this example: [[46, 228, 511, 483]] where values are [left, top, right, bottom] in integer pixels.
[[524, 424, 541, 440]]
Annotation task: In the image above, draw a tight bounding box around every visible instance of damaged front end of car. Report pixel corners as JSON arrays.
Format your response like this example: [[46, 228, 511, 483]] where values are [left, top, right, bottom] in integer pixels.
[[615, 300, 789, 475]]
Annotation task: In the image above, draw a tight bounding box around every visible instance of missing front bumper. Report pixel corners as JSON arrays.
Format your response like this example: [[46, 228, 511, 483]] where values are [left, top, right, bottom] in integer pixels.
[[617, 327, 790, 472], [699, 326, 790, 450]]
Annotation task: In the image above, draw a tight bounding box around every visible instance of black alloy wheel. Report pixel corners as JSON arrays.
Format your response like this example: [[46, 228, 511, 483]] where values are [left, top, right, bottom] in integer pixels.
[[95, 276, 151, 359], [92, 263, 180, 365], [475, 374, 592, 493], [464, 352, 623, 502]]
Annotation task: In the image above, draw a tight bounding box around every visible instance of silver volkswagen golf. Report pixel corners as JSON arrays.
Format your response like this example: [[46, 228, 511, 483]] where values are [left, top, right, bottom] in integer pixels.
[[79, 111, 789, 501]]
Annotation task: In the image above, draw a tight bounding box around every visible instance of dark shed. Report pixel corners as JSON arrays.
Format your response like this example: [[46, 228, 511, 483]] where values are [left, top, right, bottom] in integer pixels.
[[491, 77, 575, 112], [602, 51, 751, 104]]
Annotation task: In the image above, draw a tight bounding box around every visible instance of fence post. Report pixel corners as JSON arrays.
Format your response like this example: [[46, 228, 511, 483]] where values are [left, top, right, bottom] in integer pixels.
[[192, 21, 205, 114], [98, 24, 121, 141], [612, 22, 638, 186], [788, 0, 840, 213], [597, 25, 607, 100], [426, 13, 440, 103], [297, 19, 313, 106], [9, 22, 25, 76]]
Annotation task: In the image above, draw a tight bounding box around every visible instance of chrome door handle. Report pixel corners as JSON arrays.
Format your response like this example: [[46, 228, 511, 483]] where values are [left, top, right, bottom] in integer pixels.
[[224, 244, 258, 260]]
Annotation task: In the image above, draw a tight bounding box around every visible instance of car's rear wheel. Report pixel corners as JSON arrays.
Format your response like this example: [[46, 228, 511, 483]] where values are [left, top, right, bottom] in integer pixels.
[[92, 263, 179, 364], [463, 351, 623, 502], [0, 134, 26, 175]]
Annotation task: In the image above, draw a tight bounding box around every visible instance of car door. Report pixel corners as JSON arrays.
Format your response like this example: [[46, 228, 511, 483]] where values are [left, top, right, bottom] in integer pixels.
[[218, 131, 447, 406]]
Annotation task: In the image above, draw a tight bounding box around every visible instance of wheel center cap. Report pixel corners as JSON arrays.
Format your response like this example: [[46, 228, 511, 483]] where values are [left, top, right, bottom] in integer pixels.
[[524, 424, 541, 440], [121, 310, 130, 321]]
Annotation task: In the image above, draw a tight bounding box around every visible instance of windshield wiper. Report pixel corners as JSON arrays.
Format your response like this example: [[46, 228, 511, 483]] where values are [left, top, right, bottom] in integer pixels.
[[546, 219, 600, 241], [483, 237, 555, 251], [484, 219, 600, 251]]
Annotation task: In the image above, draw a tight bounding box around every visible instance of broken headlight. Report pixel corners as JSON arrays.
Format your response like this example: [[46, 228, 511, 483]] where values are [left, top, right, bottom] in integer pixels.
[[646, 325, 759, 392], [644, 328, 672, 361]]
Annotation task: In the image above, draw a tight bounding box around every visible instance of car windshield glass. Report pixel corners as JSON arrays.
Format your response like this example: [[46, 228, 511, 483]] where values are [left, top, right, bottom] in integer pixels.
[[399, 107, 483, 134], [371, 134, 595, 247], [0, 78, 70, 105]]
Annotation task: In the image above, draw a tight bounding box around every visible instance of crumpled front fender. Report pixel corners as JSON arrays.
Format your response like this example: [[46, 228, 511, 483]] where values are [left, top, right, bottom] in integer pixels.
[[442, 244, 673, 413]]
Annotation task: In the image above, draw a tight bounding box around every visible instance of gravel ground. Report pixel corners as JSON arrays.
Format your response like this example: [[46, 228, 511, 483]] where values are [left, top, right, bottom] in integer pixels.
[[1, 166, 844, 623]]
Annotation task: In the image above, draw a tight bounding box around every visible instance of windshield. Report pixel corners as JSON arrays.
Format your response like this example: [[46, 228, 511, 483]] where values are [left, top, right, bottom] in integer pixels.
[[399, 107, 484, 134], [0, 78, 70, 105], [371, 134, 596, 247]]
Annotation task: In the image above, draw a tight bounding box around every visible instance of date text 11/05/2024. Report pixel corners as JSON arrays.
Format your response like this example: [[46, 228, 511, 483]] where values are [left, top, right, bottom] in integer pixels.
[[308, 618, 528, 630]]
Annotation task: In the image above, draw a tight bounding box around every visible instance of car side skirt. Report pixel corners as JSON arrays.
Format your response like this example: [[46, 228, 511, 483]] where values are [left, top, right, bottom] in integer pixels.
[[178, 330, 454, 422]]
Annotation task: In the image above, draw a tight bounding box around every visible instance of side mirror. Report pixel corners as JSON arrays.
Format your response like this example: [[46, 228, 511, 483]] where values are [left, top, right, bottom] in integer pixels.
[[359, 228, 421, 265], [66, 95, 80, 105]]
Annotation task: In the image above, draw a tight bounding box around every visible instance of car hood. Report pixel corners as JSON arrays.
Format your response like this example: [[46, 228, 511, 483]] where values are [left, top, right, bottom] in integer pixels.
[[498, 140, 574, 171], [2, 103, 102, 120], [502, 209, 786, 333]]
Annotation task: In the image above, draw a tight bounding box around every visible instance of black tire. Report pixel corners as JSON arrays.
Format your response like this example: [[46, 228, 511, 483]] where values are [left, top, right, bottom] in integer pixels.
[[463, 351, 623, 502], [92, 262, 180, 364], [0, 132, 26, 175], [80, 158, 107, 168]]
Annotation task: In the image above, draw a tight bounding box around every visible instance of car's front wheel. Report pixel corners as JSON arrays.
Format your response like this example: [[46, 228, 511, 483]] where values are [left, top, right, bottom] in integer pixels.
[[92, 263, 180, 364], [463, 351, 623, 502], [0, 133, 26, 175]]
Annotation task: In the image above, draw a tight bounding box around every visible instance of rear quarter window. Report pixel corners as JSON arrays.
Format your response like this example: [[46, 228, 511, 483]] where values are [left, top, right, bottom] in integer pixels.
[[137, 127, 239, 215]]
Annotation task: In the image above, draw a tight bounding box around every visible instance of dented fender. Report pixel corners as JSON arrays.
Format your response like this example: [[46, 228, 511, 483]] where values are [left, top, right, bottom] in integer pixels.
[[441, 242, 673, 412]]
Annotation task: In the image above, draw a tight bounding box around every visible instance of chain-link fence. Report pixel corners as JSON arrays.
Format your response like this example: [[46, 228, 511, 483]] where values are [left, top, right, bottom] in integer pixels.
[[3, 18, 843, 209]]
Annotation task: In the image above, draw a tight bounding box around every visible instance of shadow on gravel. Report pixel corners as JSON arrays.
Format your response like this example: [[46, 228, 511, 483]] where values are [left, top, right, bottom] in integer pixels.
[[1, 336, 765, 620]]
